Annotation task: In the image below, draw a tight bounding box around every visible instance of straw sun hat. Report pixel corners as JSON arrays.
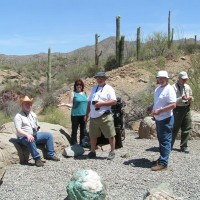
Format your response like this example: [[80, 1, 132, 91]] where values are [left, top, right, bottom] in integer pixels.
[[20, 96, 33, 105]]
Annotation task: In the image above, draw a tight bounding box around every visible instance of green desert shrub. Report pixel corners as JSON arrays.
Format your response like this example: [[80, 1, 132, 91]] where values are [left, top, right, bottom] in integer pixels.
[[0, 111, 12, 126], [104, 55, 117, 71], [39, 106, 70, 128], [180, 44, 200, 54], [156, 56, 166, 70], [188, 54, 200, 110], [42, 94, 59, 111]]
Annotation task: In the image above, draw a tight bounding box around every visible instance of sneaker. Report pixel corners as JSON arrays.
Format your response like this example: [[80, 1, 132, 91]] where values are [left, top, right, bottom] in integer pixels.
[[151, 164, 167, 171], [88, 151, 96, 158], [46, 155, 60, 161], [107, 151, 115, 160], [181, 147, 189, 153], [35, 158, 44, 167]]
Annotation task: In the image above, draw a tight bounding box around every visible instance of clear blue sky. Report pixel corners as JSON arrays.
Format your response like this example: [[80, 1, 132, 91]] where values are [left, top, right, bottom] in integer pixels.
[[0, 0, 199, 55]]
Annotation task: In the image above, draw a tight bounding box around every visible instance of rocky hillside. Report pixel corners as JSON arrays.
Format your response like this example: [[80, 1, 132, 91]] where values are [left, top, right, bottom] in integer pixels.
[[0, 33, 197, 129], [57, 55, 192, 129]]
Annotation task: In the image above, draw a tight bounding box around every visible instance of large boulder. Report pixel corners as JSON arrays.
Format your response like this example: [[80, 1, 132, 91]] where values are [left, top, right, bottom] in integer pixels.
[[0, 122, 70, 180], [138, 110, 200, 139], [138, 116, 157, 139]]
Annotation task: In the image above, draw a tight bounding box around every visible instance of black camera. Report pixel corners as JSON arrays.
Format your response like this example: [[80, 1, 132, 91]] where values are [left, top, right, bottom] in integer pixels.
[[92, 101, 100, 111], [182, 100, 188, 105], [33, 126, 40, 133]]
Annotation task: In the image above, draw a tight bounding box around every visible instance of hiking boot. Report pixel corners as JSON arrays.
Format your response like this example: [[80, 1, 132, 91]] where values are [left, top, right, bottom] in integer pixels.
[[151, 164, 167, 171], [46, 155, 60, 161], [181, 147, 189, 153], [152, 158, 160, 166], [107, 151, 115, 160], [88, 151, 96, 159], [35, 158, 44, 167]]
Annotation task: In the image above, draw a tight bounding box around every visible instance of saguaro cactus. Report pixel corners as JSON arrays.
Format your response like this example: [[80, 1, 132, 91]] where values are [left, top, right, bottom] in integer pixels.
[[95, 34, 102, 67], [47, 48, 52, 92], [168, 10, 171, 49], [194, 35, 197, 47], [167, 10, 173, 49], [119, 35, 125, 66], [136, 27, 141, 60], [171, 28, 174, 45], [116, 16, 121, 67]]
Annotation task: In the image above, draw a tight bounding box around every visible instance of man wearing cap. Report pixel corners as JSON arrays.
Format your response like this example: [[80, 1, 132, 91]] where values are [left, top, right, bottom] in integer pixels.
[[85, 72, 117, 160], [147, 70, 176, 171], [14, 96, 60, 167], [171, 71, 193, 153]]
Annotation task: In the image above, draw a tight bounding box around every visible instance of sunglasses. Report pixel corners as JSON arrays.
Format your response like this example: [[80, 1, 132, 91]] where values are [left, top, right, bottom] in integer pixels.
[[95, 77, 105, 79]]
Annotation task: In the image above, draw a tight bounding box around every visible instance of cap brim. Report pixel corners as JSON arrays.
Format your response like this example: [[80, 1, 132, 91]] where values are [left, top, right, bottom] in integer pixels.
[[180, 76, 188, 79], [94, 76, 108, 79], [156, 76, 169, 78]]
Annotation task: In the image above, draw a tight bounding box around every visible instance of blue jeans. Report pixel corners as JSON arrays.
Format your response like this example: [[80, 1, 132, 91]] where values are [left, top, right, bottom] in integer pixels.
[[155, 116, 174, 166], [17, 132, 55, 159]]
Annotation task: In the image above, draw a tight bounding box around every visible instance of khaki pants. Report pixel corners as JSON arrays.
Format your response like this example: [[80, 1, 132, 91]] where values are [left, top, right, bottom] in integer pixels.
[[89, 113, 116, 139], [172, 106, 192, 148]]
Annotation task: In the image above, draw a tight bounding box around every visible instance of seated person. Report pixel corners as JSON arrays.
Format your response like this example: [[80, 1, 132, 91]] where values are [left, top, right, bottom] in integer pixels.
[[13, 96, 60, 167]]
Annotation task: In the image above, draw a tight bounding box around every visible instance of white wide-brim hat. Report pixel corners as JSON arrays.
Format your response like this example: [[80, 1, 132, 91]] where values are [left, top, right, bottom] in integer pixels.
[[156, 70, 169, 78]]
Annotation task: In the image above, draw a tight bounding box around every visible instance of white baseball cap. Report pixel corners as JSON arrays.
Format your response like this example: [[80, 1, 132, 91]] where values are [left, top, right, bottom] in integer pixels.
[[156, 70, 169, 78], [179, 71, 188, 79]]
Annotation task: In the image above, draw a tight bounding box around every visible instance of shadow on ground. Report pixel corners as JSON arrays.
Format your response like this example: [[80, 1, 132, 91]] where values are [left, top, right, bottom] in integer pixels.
[[123, 158, 152, 168], [145, 146, 159, 152]]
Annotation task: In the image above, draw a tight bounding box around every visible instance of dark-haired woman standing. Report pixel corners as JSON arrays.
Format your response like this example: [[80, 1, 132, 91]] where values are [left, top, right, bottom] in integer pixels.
[[59, 79, 88, 145]]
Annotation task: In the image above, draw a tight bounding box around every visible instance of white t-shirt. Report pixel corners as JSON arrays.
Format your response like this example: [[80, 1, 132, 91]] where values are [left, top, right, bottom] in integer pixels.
[[88, 84, 117, 118], [14, 110, 40, 137], [153, 84, 176, 121]]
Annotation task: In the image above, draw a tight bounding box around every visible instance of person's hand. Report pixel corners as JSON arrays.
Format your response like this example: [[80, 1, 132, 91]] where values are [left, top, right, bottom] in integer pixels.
[[152, 109, 162, 115], [186, 96, 193, 101], [95, 102, 102, 109], [182, 96, 192, 101], [66, 103, 72, 107], [26, 134, 35, 142], [84, 115, 89, 122]]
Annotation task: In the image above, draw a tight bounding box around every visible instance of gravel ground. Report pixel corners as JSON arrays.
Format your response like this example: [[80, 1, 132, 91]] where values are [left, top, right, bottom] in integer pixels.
[[1, 131, 200, 200]]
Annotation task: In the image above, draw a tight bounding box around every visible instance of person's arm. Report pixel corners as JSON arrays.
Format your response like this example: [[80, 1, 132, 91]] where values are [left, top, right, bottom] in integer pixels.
[[57, 92, 74, 108], [153, 103, 176, 115], [14, 114, 35, 142], [16, 127, 35, 142], [95, 86, 117, 109], [183, 85, 193, 102], [85, 101, 91, 122]]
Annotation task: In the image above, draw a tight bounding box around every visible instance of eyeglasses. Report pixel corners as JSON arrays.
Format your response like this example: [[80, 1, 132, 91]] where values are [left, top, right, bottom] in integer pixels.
[[76, 84, 82, 86], [95, 77, 105, 80]]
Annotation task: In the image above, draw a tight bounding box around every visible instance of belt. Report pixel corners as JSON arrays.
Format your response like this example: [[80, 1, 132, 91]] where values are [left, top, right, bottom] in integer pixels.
[[103, 110, 111, 115], [91, 110, 111, 119]]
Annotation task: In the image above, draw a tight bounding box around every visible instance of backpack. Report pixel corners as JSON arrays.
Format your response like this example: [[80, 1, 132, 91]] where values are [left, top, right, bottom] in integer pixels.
[[97, 97, 126, 149]]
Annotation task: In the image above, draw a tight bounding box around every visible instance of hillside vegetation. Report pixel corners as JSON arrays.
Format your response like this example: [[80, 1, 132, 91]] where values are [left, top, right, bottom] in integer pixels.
[[0, 34, 200, 128]]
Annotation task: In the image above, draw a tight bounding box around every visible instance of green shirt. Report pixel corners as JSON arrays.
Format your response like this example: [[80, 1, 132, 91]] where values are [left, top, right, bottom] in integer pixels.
[[71, 92, 88, 116]]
